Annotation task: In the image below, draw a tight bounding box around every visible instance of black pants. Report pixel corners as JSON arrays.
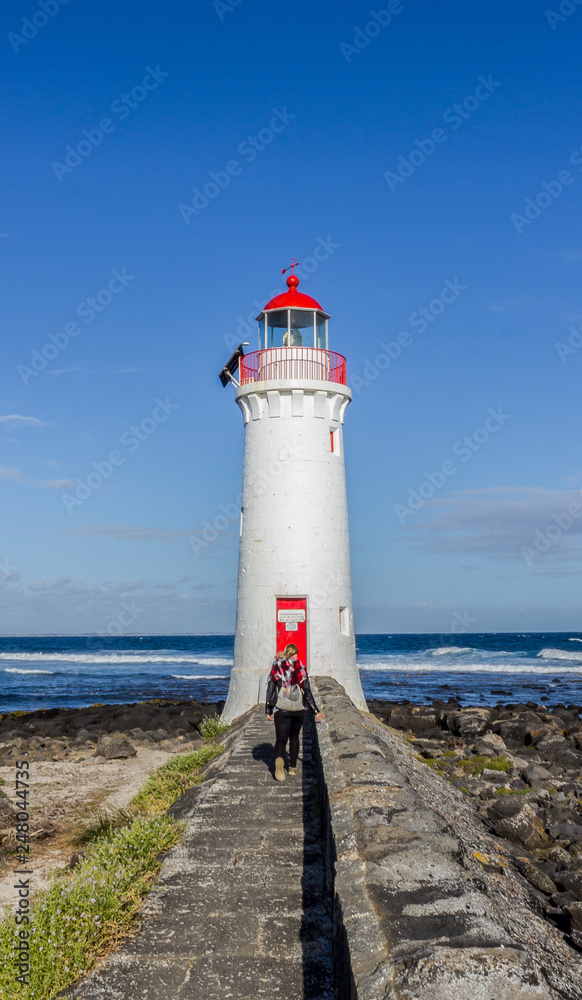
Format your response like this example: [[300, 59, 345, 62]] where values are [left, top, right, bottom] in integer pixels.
[[274, 709, 305, 767]]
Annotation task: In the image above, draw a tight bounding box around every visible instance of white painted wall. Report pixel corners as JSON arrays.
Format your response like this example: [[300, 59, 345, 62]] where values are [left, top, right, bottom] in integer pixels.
[[222, 375, 367, 721]]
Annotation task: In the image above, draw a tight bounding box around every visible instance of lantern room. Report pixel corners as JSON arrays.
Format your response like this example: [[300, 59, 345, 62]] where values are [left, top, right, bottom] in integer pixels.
[[256, 273, 330, 350]]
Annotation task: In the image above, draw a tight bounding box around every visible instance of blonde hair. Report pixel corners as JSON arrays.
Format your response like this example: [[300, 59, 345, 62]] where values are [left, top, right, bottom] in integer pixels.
[[283, 643, 299, 659]]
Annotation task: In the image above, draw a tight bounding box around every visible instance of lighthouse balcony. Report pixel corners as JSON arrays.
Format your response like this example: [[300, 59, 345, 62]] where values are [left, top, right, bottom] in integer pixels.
[[240, 348, 347, 386]]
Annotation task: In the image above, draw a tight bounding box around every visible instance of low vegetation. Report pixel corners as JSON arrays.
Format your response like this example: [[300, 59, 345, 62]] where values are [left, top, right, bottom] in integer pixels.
[[458, 754, 512, 776], [198, 714, 230, 740], [0, 722, 229, 999]]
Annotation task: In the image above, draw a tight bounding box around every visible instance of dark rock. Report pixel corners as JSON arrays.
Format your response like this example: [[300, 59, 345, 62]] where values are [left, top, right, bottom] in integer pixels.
[[525, 763, 552, 785], [513, 858, 557, 895], [569, 928, 582, 951], [487, 800, 550, 850], [94, 740, 137, 760], [474, 732, 506, 755], [544, 907, 571, 933], [548, 823, 582, 845], [445, 707, 491, 738], [554, 871, 582, 900], [549, 845, 576, 870], [565, 901, 582, 931], [551, 891, 578, 906], [492, 713, 546, 745], [387, 705, 438, 736]]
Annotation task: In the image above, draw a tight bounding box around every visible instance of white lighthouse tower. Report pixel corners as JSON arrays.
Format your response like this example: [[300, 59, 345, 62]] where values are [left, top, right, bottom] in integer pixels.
[[221, 265, 366, 722]]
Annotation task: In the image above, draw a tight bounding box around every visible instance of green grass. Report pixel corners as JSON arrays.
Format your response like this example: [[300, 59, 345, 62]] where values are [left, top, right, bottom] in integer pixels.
[[0, 815, 181, 1000], [130, 742, 224, 815], [0, 778, 5, 800], [74, 808, 135, 847], [0, 728, 229, 998], [198, 714, 229, 740], [458, 755, 512, 776], [494, 787, 530, 796]]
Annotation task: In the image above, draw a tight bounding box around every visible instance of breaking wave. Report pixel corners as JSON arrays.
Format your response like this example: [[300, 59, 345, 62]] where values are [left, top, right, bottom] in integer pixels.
[[538, 648, 582, 662], [4, 668, 55, 675]]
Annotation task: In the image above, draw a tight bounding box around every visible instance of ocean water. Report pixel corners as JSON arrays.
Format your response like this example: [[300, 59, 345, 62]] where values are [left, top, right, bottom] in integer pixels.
[[0, 633, 581, 714]]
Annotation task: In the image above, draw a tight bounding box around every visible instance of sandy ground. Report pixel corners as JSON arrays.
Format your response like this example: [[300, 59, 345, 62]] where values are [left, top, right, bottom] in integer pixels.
[[0, 745, 175, 914]]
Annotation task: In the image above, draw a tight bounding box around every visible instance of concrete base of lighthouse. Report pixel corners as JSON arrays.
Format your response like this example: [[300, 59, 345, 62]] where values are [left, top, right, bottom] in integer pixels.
[[222, 665, 367, 724]]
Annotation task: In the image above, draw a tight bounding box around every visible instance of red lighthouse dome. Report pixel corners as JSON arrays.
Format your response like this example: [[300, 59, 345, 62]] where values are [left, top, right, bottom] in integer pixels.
[[262, 273, 325, 313]]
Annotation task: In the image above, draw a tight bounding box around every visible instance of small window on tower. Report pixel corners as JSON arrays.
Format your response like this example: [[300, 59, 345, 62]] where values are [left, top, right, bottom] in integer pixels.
[[330, 428, 340, 456], [339, 607, 350, 636]]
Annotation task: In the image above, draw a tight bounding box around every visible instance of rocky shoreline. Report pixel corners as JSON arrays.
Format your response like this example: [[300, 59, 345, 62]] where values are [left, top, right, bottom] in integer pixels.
[[368, 696, 582, 950], [1, 694, 581, 947], [0, 699, 223, 865], [0, 698, 224, 765]]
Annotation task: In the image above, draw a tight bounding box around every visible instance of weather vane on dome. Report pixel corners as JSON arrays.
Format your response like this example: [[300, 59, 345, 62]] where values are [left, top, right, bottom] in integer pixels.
[[282, 258, 300, 276]]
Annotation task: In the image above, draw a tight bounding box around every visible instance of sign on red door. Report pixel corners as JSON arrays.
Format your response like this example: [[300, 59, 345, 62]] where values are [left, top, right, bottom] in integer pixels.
[[276, 598, 307, 664]]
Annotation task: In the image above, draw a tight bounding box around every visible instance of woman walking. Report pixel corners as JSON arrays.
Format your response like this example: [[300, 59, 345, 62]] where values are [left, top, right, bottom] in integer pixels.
[[266, 643, 323, 782]]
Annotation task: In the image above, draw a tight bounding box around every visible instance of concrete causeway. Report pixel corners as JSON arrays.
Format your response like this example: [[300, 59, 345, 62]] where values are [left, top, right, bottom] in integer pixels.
[[60, 709, 335, 1000], [60, 680, 582, 1000]]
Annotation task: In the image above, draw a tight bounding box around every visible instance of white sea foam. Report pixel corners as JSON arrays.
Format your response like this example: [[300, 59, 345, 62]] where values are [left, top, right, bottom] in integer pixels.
[[569, 638, 582, 642], [4, 668, 55, 675], [427, 646, 475, 656], [538, 648, 582, 662], [171, 674, 230, 680], [357, 657, 581, 675], [0, 653, 233, 667]]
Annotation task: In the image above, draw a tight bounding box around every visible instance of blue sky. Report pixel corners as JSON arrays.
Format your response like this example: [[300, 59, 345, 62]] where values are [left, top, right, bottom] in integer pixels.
[[1, 0, 581, 634]]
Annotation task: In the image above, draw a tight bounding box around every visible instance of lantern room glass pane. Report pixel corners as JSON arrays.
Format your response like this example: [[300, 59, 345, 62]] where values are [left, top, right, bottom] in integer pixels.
[[286, 309, 315, 347], [257, 316, 267, 350], [316, 314, 328, 349], [267, 310, 289, 348]]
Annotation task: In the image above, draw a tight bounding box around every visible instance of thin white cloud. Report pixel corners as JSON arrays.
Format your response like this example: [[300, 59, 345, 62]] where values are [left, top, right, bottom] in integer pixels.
[[0, 414, 50, 428], [67, 525, 194, 542], [0, 576, 229, 635], [0, 465, 27, 483], [402, 487, 582, 565], [0, 465, 73, 490]]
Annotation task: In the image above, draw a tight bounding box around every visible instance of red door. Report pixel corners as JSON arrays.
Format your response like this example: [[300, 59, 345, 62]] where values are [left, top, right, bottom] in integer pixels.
[[276, 598, 307, 663]]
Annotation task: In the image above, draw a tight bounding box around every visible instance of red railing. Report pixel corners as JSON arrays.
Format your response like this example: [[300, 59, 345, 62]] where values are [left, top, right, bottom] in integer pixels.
[[239, 348, 347, 386]]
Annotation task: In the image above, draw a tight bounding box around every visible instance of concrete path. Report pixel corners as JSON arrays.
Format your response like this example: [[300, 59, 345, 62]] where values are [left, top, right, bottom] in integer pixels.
[[61, 710, 335, 1000]]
